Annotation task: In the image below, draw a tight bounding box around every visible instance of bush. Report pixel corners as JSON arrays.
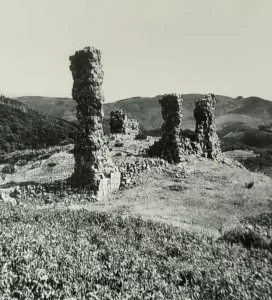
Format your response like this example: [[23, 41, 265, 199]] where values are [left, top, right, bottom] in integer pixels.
[[47, 162, 57, 168], [221, 213, 272, 252], [2, 164, 15, 174], [241, 153, 272, 173], [135, 133, 147, 140], [221, 227, 272, 251], [114, 141, 124, 147], [242, 212, 272, 227]]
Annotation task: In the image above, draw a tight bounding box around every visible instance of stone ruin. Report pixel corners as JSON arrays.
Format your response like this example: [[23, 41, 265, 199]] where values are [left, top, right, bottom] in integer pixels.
[[109, 109, 140, 135], [194, 93, 221, 159], [69, 46, 120, 198], [148, 93, 221, 162], [148, 94, 196, 163]]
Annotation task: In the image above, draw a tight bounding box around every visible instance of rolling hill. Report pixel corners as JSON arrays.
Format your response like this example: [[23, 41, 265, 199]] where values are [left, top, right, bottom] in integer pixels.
[[14, 94, 272, 150], [0, 97, 78, 155], [16, 94, 272, 131]]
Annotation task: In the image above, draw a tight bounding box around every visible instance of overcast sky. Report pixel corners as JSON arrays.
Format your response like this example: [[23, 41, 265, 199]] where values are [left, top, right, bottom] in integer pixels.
[[0, 0, 271, 103]]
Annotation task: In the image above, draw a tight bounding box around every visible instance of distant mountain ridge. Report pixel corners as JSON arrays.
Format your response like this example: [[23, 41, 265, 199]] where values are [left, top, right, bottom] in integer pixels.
[[15, 94, 272, 132]]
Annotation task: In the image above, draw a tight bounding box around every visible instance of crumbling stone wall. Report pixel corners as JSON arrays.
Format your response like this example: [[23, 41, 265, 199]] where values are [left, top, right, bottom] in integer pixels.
[[148, 94, 196, 163], [119, 158, 167, 188], [125, 119, 140, 135], [194, 94, 221, 158], [109, 109, 140, 135], [69, 46, 120, 196]]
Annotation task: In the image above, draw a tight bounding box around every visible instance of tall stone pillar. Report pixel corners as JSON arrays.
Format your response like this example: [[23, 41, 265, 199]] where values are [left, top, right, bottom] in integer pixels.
[[69, 47, 120, 195], [194, 93, 221, 158], [159, 94, 184, 162], [148, 94, 194, 162]]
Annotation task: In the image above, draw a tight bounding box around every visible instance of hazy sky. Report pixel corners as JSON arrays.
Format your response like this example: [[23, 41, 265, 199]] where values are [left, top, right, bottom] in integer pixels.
[[0, 0, 272, 103]]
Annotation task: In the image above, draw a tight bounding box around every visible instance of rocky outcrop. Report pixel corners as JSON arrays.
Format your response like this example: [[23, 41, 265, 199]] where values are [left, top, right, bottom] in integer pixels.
[[194, 94, 221, 159], [69, 46, 120, 197], [109, 109, 140, 135]]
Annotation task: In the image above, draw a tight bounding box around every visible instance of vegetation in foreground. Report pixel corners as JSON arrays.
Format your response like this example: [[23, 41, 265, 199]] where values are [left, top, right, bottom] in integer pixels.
[[0, 205, 271, 300]]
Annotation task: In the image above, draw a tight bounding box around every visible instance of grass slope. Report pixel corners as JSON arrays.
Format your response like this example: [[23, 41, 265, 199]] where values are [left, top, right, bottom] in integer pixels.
[[0, 136, 271, 298]]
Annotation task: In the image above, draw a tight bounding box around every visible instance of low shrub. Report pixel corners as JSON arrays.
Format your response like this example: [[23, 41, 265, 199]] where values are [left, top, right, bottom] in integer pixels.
[[135, 133, 147, 140], [221, 227, 272, 251], [2, 164, 15, 174], [47, 162, 57, 168], [114, 141, 124, 147]]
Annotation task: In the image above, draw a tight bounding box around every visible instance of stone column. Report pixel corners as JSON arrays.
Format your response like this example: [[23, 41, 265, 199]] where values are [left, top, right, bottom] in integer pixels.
[[194, 93, 221, 158], [149, 94, 190, 162], [69, 47, 120, 195], [159, 94, 184, 162]]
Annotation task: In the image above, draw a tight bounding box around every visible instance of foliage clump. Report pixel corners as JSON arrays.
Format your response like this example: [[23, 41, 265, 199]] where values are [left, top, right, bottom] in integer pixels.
[[135, 133, 147, 140], [221, 213, 272, 252], [1, 164, 15, 174], [241, 152, 272, 174], [0, 206, 271, 299]]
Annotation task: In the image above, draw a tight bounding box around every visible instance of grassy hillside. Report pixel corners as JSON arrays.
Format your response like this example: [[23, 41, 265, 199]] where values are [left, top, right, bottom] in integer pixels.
[[16, 96, 78, 122], [0, 97, 78, 155], [231, 96, 272, 119]]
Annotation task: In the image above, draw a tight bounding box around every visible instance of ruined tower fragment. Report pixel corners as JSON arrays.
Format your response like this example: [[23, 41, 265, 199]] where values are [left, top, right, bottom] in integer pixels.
[[149, 94, 194, 163], [159, 94, 184, 162], [109, 109, 140, 135], [109, 109, 127, 134], [69, 47, 120, 196], [194, 93, 221, 158]]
